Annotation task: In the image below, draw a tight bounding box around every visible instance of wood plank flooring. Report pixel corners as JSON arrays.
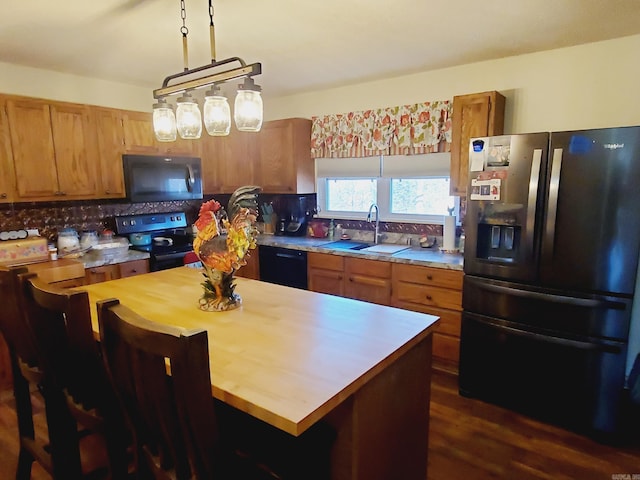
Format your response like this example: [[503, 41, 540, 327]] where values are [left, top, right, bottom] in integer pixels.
[[1, 369, 639, 479]]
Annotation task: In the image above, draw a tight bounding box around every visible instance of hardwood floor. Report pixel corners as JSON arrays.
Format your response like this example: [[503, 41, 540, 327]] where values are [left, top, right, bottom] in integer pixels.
[[1, 370, 639, 479], [428, 369, 640, 480]]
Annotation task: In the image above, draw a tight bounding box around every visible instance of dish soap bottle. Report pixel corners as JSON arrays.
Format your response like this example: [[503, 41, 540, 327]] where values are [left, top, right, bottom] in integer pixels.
[[328, 219, 335, 239]]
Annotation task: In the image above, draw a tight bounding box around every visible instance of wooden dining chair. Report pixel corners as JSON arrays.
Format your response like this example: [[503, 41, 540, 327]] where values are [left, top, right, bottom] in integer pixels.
[[19, 271, 131, 478], [0, 265, 83, 479], [97, 298, 335, 480]]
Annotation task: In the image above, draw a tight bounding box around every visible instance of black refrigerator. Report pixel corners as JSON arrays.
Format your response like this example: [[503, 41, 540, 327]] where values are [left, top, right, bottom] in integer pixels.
[[459, 126, 640, 441]]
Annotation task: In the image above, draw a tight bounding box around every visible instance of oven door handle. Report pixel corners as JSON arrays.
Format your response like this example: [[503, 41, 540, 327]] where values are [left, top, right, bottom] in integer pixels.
[[154, 251, 190, 262]]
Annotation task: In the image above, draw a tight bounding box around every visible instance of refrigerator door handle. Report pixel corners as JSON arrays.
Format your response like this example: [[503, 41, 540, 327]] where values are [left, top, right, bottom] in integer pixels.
[[544, 148, 564, 260], [526, 148, 543, 245], [469, 278, 627, 310], [478, 317, 624, 353]]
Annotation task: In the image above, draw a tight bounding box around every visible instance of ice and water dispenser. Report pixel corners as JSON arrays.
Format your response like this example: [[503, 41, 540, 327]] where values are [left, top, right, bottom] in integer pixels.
[[466, 135, 533, 266]]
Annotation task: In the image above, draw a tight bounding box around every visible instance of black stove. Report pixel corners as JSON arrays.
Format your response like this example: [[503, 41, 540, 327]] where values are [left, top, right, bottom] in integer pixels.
[[113, 212, 194, 271]]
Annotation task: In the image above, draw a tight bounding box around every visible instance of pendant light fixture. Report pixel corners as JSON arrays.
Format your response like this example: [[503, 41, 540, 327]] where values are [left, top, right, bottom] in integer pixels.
[[204, 85, 231, 136], [152, 0, 263, 141], [152, 98, 177, 142]]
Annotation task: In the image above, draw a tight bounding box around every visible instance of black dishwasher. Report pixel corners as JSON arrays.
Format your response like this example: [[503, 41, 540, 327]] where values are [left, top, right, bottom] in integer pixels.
[[258, 245, 308, 289]]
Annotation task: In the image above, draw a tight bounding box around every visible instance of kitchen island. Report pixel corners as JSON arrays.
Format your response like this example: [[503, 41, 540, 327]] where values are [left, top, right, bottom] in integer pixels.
[[80, 266, 439, 480]]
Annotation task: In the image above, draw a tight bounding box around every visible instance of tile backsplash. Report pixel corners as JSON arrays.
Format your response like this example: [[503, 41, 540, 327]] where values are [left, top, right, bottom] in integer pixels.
[[0, 194, 465, 243]]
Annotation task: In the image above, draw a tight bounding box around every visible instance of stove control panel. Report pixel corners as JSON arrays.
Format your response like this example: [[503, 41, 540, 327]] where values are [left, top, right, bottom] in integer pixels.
[[114, 212, 188, 235]]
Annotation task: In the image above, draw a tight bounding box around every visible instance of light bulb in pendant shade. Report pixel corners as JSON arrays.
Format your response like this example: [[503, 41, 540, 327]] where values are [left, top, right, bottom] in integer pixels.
[[152, 99, 177, 142], [176, 93, 202, 139], [204, 87, 231, 136], [234, 77, 263, 132]]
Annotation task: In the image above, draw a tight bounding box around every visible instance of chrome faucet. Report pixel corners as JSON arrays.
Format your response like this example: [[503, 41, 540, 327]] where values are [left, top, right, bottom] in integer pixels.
[[367, 203, 381, 244]]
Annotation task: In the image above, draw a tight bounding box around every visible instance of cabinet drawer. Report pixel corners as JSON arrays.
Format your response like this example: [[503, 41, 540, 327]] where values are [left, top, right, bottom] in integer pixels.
[[119, 259, 149, 278], [393, 282, 462, 311], [391, 302, 461, 337], [346, 257, 390, 278], [393, 263, 462, 289], [308, 252, 344, 271]]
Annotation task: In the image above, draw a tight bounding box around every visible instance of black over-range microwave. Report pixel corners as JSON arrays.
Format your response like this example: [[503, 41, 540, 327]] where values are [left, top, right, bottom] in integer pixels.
[[123, 154, 203, 203]]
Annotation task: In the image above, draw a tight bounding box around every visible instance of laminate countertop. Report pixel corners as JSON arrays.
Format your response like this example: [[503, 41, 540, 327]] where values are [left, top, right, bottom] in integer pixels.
[[257, 235, 464, 271]]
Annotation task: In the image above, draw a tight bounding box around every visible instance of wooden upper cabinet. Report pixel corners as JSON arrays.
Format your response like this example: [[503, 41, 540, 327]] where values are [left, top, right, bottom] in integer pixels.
[[121, 109, 198, 157], [257, 118, 314, 194], [94, 106, 126, 198], [49, 102, 99, 198], [0, 99, 17, 202], [7, 97, 99, 200], [7, 98, 61, 199], [122, 110, 160, 153], [449, 91, 505, 196], [201, 130, 258, 194]]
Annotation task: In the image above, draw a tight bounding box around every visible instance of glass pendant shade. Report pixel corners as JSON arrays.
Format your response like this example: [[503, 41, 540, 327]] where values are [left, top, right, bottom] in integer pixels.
[[204, 89, 231, 136], [234, 79, 263, 132], [152, 100, 177, 142], [176, 93, 202, 139]]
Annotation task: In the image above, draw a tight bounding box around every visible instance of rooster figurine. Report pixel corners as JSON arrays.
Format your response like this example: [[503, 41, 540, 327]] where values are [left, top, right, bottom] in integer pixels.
[[193, 186, 261, 311]]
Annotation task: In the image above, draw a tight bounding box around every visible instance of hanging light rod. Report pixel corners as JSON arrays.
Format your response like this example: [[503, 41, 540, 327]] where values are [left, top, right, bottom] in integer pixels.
[[153, 57, 262, 99]]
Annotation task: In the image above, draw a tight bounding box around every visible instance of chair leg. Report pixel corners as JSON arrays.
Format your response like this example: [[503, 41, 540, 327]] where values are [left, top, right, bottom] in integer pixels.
[[42, 386, 83, 480], [16, 448, 34, 480]]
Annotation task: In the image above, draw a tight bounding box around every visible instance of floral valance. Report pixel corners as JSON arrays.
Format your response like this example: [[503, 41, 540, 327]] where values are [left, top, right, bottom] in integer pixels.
[[311, 100, 452, 158]]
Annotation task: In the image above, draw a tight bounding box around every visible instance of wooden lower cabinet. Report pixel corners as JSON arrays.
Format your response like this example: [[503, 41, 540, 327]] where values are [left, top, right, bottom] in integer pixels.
[[236, 247, 260, 280], [308, 252, 392, 305], [345, 257, 391, 305], [391, 263, 463, 373], [85, 259, 149, 285], [308, 252, 345, 296]]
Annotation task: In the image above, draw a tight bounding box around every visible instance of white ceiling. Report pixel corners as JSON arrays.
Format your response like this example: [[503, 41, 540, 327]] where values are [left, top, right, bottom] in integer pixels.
[[2, 0, 640, 99]]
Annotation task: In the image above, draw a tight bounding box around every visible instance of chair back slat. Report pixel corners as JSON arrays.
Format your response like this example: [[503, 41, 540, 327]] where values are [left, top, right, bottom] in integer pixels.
[[98, 299, 221, 480]]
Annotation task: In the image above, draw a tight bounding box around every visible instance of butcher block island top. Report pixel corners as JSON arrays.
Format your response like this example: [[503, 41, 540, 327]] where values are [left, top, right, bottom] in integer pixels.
[[80, 266, 439, 480]]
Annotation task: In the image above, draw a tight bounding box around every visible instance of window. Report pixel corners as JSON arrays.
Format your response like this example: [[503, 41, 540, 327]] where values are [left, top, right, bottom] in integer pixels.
[[315, 153, 459, 223], [390, 178, 453, 216]]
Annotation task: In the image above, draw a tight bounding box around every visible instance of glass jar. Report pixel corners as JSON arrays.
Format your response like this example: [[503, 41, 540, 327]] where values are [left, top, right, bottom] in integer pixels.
[[80, 230, 99, 250], [57, 228, 80, 253]]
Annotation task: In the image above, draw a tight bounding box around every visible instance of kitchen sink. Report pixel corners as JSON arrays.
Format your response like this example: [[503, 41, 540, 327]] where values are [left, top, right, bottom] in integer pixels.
[[321, 240, 410, 255], [322, 240, 372, 250]]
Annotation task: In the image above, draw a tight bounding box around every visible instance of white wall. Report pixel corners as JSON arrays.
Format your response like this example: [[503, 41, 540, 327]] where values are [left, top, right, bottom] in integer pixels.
[[265, 34, 640, 134], [0, 62, 152, 111], [3, 34, 639, 132]]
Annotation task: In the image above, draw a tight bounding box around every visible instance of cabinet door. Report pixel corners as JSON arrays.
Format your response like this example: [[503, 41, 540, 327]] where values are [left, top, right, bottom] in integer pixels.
[[307, 252, 345, 296], [94, 107, 126, 197], [6, 98, 59, 198], [49, 102, 99, 198], [344, 257, 391, 305], [0, 100, 16, 202], [235, 248, 260, 280], [122, 110, 161, 153], [258, 118, 313, 193], [121, 109, 198, 156], [450, 91, 505, 196], [202, 130, 260, 193]]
